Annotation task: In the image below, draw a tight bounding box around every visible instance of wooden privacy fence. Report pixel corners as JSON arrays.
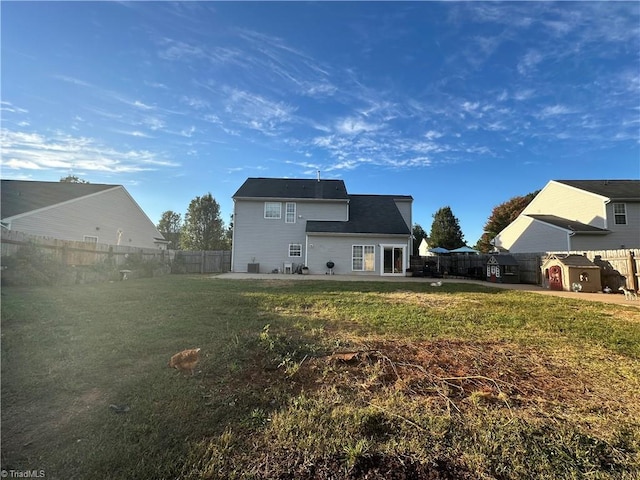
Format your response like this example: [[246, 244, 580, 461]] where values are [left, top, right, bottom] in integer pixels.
[[175, 250, 231, 274], [411, 248, 640, 288], [1, 230, 232, 274], [1, 229, 172, 266]]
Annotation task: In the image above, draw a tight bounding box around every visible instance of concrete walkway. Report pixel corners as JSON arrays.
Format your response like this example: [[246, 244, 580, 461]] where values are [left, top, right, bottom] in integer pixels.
[[213, 272, 640, 308]]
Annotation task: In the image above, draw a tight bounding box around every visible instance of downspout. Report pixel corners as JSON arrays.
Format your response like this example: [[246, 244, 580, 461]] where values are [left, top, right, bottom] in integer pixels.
[[567, 230, 574, 254], [230, 199, 236, 272], [305, 235, 309, 268]]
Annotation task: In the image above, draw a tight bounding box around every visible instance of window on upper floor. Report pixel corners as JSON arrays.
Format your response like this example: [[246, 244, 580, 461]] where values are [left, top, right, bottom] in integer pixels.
[[285, 202, 296, 223], [289, 244, 302, 257], [264, 202, 281, 219], [83, 235, 98, 243], [613, 203, 627, 225]]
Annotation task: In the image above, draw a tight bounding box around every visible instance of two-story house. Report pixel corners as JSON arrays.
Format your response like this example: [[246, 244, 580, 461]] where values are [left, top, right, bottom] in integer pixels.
[[231, 177, 413, 276], [492, 180, 640, 253]]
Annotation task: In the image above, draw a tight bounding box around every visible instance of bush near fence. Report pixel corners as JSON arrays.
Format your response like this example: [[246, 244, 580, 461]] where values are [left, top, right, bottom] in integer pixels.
[[1, 230, 173, 286], [1, 230, 231, 286], [411, 249, 639, 290]]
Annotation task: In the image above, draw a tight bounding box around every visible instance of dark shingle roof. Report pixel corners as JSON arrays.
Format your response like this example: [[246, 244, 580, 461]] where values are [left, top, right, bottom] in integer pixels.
[[233, 177, 349, 200], [1, 180, 117, 219], [488, 254, 519, 266], [555, 180, 640, 200], [306, 195, 411, 235], [546, 254, 598, 268], [526, 214, 609, 234]]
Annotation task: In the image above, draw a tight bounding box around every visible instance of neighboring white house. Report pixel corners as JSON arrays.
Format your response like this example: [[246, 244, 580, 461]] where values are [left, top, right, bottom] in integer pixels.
[[492, 180, 640, 253], [418, 238, 431, 257], [1, 180, 167, 249], [231, 177, 413, 276]]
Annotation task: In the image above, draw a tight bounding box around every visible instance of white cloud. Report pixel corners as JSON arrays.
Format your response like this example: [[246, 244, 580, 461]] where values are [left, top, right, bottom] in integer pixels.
[[335, 117, 380, 135], [518, 50, 544, 76], [222, 87, 296, 135], [182, 96, 210, 110], [1, 101, 29, 114], [0, 129, 179, 174], [537, 104, 575, 118], [133, 100, 154, 110], [425, 130, 443, 140]]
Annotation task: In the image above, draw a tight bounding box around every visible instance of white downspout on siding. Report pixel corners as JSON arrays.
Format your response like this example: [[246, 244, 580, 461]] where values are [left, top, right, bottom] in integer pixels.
[[603, 199, 611, 230], [231, 199, 237, 272], [305, 235, 309, 267]]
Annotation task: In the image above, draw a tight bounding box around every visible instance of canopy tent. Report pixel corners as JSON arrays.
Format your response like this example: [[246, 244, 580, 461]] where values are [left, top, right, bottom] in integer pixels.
[[427, 247, 449, 272], [450, 246, 479, 254]]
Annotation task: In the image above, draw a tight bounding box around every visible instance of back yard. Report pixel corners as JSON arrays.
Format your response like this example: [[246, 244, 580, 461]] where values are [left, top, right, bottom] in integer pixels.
[[1, 276, 639, 479]]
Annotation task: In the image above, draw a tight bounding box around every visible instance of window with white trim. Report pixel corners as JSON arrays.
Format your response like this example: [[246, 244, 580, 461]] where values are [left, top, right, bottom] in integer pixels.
[[264, 202, 281, 219], [83, 235, 98, 243], [285, 202, 296, 223], [352, 245, 375, 271], [289, 244, 302, 257], [613, 203, 627, 225]]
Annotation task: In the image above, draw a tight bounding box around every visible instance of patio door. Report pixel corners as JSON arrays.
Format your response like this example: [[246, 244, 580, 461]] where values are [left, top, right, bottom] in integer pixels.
[[381, 245, 405, 275]]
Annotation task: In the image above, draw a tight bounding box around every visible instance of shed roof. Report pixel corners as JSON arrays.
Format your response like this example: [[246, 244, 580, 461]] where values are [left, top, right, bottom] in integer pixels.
[[233, 177, 349, 200], [1, 180, 117, 219], [488, 254, 519, 266], [554, 180, 640, 200], [306, 195, 411, 235], [543, 254, 599, 268], [526, 214, 609, 234]]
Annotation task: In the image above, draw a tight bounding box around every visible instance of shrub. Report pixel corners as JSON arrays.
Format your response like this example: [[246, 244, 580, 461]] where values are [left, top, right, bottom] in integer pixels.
[[1, 243, 62, 286]]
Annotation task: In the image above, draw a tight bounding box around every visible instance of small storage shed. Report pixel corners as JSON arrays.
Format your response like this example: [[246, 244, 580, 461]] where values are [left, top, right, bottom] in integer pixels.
[[486, 254, 520, 283], [541, 254, 602, 293]]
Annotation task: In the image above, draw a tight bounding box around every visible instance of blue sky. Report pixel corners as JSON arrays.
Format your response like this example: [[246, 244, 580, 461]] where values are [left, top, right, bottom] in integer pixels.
[[2, 1, 639, 244]]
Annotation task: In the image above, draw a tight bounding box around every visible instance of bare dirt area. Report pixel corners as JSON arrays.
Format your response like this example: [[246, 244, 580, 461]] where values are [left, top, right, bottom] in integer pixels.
[[209, 337, 639, 479], [298, 339, 639, 418]]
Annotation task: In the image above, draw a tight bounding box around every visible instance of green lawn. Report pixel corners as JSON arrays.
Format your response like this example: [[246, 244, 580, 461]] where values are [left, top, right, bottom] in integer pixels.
[[1, 276, 639, 479]]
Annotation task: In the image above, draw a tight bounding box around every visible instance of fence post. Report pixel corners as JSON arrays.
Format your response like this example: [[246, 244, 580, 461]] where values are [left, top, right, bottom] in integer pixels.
[[628, 251, 638, 291]]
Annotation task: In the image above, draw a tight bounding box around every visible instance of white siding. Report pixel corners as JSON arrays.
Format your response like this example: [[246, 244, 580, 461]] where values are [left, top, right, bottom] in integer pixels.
[[232, 199, 349, 272], [394, 199, 412, 229], [7, 187, 164, 249], [493, 216, 569, 253], [523, 181, 607, 227], [305, 234, 410, 276], [602, 201, 640, 248]]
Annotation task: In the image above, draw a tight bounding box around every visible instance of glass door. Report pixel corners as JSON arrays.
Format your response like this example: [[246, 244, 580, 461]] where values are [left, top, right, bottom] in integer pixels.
[[382, 245, 405, 275]]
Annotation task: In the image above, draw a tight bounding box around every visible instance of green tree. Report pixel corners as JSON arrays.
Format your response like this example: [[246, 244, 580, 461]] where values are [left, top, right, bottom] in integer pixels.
[[475, 191, 539, 252], [157, 211, 183, 250], [429, 206, 465, 250], [412, 224, 428, 256], [181, 193, 228, 250], [60, 175, 89, 183]]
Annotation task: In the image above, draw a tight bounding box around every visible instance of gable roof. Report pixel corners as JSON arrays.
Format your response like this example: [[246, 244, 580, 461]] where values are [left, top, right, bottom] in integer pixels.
[[554, 180, 640, 201], [1, 180, 117, 219], [543, 254, 599, 268], [526, 214, 609, 234], [306, 195, 411, 235], [488, 254, 519, 266], [233, 177, 349, 201]]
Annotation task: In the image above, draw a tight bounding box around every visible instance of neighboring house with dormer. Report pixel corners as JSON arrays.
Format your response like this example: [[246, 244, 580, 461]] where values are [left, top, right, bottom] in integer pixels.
[[491, 180, 640, 253], [231, 177, 413, 276], [1, 179, 167, 249]]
